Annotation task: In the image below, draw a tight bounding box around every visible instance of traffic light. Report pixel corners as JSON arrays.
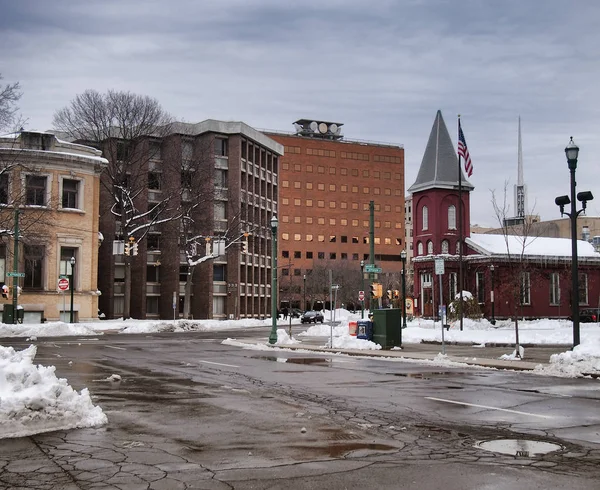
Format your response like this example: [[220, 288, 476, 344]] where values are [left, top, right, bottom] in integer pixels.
[[1, 284, 8, 299], [241, 239, 248, 254], [387, 290, 392, 300], [393, 290, 400, 299], [131, 243, 139, 256], [370, 283, 382, 298], [124, 243, 130, 255]]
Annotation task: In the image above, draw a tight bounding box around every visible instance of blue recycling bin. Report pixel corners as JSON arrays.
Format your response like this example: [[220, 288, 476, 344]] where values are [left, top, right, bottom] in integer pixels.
[[356, 320, 373, 341]]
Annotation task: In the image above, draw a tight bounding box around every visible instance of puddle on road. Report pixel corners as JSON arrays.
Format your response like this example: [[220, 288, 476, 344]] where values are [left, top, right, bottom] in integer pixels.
[[391, 371, 455, 379], [253, 356, 334, 365], [475, 439, 563, 457]]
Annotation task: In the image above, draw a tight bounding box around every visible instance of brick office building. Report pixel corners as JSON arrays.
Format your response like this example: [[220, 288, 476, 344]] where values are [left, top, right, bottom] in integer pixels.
[[93, 120, 283, 320], [264, 120, 405, 309]]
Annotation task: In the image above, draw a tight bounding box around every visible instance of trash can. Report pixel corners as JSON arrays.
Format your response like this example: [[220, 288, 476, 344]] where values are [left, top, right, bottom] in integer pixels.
[[372, 309, 402, 349], [2, 304, 14, 324], [349, 321, 358, 336], [16, 307, 24, 323], [356, 320, 373, 341]]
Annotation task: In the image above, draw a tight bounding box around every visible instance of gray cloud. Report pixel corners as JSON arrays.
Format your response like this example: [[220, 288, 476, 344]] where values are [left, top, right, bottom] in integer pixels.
[[2, 0, 600, 225]]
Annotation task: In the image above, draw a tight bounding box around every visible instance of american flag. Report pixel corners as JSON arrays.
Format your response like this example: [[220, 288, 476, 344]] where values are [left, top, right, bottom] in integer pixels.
[[458, 120, 473, 177]]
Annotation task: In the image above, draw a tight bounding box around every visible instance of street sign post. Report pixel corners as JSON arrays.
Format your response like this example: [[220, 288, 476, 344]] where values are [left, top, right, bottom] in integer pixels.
[[434, 258, 445, 275], [7, 272, 25, 277], [58, 278, 70, 291], [364, 264, 382, 273]]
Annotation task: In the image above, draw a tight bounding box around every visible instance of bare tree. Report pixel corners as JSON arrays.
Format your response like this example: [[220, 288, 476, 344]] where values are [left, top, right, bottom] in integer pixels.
[[0, 74, 22, 132], [53, 89, 177, 318], [491, 181, 543, 358]]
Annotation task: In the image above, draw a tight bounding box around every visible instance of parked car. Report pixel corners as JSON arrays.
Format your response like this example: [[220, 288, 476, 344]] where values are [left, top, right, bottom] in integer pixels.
[[301, 310, 324, 324], [579, 308, 599, 323], [289, 308, 302, 318]]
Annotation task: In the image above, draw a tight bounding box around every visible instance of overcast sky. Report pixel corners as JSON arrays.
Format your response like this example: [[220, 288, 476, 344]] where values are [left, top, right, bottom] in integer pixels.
[[3, 0, 600, 227]]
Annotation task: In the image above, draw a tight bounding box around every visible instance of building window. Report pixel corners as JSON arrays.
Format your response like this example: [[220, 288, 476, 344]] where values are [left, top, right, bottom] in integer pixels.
[[422, 205, 428, 231], [330, 253, 336, 260], [147, 234, 160, 250], [282, 269, 289, 276], [213, 264, 226, 281], [294, 251, 301, 259], [449, 272, 457, 301], [476, 271, 485, 303], [352, 253, 359, 260], [294, 199, 301, 206], [294, 269, 301, 276], [318, 200, 324, 208], [282, 250, 289, 258], [148, 172, 161, 190], [62, 179, 80, 209], [341, 253, 347, 260], [294, 234, 301, 241], [146, 296, 159, 314], [549, 273, 560, 305], [306, 234, 313, 242], [318, 252, 325, 259], [520, 272, 531, 305], [214, 138, 228, 156], [456, 241, 461, 254], [448, 205, 456, 230], [24, 245, 44, 289], [417, 242, 423, 255], [306, 251, 313, 259], [427, 241, 433, 254], [579, 273, 588, 305], [441, 239, 449, 254], [0, 174, 8, 204], [26, 176, 47, 206], [147, 265, 160, 283]]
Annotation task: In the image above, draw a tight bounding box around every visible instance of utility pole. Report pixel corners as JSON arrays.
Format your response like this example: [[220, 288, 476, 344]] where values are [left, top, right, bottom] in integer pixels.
[[12, 207, 19, 324]]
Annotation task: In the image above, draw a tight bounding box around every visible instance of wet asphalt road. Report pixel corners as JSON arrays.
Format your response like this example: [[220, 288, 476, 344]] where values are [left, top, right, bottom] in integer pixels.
[[1, 326, 600, 489]]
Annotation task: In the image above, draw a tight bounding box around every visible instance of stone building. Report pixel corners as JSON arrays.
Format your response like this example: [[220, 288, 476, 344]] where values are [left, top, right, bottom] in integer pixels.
[[0, 131, 106, 322]]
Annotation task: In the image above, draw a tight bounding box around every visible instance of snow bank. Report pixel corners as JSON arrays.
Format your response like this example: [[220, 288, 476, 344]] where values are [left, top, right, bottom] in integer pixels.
[[0, 345, 107, 439]]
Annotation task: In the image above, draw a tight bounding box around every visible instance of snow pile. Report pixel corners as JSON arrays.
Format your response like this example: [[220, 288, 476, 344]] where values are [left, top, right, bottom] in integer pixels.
[[0, 321, 102, 338], [536, 340, 600, 378], [275, 329, 301, 345], [0, 345, 107, 439], [328, 335, 381, 350]]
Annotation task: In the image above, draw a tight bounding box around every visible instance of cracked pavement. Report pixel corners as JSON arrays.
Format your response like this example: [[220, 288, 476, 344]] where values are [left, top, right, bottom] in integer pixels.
[[1, 330, 600, 489]]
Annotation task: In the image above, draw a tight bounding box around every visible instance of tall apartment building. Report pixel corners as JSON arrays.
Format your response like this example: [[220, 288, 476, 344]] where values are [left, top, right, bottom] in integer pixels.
[[94, 120, 283, 320], [264, 119, 405, 308]]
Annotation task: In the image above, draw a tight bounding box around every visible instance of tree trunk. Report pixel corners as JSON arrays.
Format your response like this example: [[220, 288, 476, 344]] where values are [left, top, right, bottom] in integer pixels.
[[183, 265, 195, 319]]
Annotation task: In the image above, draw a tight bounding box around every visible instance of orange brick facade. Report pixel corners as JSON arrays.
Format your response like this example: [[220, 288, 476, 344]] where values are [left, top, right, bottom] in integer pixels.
[[265, 131, 405, 306]]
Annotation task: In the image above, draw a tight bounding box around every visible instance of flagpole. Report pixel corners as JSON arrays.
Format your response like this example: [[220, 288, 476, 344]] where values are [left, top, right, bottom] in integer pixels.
[[458, 115, 464, 331]]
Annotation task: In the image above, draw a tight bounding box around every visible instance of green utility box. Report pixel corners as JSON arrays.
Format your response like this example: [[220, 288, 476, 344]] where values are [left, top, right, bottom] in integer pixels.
[[372, 308, 402, 349], [2, 304, 14, 324]]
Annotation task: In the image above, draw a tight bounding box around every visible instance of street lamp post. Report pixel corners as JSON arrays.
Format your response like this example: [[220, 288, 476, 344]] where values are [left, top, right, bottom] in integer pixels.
[[69, 256, 75, 323], [400, 250, 407, 329], [268, 216, 279, 344], [490, 264, 496, 325], [360, 260, 365, 319], [555, 137, 593, 348], [303, 274, 306, 311]]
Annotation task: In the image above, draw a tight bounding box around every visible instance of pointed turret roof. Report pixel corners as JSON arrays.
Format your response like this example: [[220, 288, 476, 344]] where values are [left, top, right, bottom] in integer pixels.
[[408, 110, 473, 194]]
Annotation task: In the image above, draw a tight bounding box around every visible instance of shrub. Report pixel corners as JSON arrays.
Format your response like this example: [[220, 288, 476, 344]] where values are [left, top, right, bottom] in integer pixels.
[[447, 293, 482, 321]]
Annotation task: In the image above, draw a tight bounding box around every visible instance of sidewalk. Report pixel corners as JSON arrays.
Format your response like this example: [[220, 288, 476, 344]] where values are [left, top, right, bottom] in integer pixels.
[[258, 334, 568, 372]]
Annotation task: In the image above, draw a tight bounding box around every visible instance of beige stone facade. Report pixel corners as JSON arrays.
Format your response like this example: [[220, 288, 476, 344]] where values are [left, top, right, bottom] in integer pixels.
[[0, 131, 106, 322]]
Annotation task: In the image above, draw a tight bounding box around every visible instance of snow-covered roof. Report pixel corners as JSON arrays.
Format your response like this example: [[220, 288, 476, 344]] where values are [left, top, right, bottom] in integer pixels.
[[467, 233, 599, 258]]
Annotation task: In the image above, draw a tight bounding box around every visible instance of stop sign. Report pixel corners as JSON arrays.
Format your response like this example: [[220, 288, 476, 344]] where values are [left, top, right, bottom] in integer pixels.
[[358, 290, 365, 301], [58, 278, 70, 291]]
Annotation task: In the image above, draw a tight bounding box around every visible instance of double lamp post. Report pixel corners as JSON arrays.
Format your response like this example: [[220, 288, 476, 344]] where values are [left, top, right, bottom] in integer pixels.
[[554, 137, 593, 348]]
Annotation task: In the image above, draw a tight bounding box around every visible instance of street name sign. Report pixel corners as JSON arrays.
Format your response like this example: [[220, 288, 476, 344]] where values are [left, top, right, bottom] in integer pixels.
[[364, 265, 382, 273], [7, 272, 25, 277]]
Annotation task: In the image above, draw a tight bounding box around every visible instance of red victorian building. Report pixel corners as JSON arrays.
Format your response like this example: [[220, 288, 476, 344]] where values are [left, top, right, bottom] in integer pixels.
[[409, 111, 600, 320]]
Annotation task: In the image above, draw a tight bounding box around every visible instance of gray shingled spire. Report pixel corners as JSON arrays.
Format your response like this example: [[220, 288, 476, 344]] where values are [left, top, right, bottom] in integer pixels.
[[408, 110, 474, 194]]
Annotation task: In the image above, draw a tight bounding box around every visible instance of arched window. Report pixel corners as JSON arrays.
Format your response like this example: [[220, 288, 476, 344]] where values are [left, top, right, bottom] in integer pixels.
[[422, 205, 429, 231], [448, 205, 456, 230], [427, 240, 433, 254], [441, 239, 449, 254], [417, 241, 423, 255]]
